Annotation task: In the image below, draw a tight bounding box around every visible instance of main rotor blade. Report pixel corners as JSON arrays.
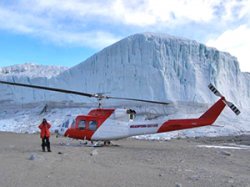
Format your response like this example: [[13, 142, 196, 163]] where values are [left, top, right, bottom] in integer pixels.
[[107, 96, 170, 105], [0, 80, 170, 105], [0, 80, 93, 97]]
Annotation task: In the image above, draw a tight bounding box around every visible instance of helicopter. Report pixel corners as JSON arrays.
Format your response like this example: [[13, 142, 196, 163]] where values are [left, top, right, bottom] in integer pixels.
[[0, 80, 240, 145]]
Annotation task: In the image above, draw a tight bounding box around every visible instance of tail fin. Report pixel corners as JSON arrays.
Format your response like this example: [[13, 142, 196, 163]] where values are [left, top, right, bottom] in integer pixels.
[[199, 97, 226, 122], [208, 84, 240, 116]]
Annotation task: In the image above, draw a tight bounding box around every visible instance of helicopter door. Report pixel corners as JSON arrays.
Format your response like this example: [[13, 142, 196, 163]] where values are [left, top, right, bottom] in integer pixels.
[[76, 119, 97, 140]]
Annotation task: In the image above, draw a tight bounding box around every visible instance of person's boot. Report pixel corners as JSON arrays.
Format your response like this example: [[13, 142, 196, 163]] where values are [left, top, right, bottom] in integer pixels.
[[47, 142, 51, 152], [42, 145, 45, 152]]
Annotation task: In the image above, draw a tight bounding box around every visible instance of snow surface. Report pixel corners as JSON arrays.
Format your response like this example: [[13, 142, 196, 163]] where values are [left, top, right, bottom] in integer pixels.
[[197, 145, 250, 150], [0, 33, 249, 139], [0, 63, 68, 78]]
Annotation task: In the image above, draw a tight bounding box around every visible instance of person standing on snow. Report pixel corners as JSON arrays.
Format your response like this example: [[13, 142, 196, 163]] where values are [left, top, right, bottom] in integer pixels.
[[38, 118, 52, 152]]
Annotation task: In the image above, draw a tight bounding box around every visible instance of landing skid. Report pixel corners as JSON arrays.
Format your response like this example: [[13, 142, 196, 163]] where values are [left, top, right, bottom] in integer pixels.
[[85, 141, 104, 147], [58, 139, 118, 147], [85, 141, 119, 147]]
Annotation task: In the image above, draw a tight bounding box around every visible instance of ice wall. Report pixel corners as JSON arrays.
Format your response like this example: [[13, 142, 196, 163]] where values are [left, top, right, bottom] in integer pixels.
[[54, 33, 250, 108], [1, 33, 249, 108]]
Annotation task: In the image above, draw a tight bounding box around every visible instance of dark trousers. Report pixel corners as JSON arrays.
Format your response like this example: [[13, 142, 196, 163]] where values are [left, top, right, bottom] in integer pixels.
[[41, 137, 51, 152]]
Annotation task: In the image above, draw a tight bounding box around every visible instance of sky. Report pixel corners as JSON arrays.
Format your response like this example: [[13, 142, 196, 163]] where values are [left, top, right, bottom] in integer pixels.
[[0, 0, 250, 72]]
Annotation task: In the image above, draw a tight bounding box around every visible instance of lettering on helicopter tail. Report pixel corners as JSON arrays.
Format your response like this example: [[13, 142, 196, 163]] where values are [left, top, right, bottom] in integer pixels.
[[130, 124, 158, 128]]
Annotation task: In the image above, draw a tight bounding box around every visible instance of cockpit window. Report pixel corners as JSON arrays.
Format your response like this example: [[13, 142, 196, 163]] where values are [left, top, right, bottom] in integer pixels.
[[64, 120, 69, 128], [78, 120, 86, 130], [71, 119, 76, 128], [89, 120, 97, 131]]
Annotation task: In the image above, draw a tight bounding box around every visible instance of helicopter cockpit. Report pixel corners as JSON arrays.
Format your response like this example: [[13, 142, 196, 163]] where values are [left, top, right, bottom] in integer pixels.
[[56, 118, 75, 136]]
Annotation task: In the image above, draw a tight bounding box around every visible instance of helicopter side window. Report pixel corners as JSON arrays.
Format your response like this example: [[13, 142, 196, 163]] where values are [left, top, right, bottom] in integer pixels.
[[89, 120, 97, 131], [78, 120, 86, 130]]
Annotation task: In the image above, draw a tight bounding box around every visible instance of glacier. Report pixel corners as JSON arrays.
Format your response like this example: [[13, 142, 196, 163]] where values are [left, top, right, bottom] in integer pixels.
[[0, 33, 249, 138]]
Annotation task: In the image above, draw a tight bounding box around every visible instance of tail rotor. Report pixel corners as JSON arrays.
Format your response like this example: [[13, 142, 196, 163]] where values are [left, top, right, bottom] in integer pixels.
[[208, 83, 222, 97], [225, 101, 241, 115], [208, 84, 240, 115]]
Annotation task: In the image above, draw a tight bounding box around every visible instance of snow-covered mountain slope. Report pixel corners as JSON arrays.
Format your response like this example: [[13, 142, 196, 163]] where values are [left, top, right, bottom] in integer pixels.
[[0, 33, 249, 137], [0, 63, 68, 104], [0, 63, 68, 78]]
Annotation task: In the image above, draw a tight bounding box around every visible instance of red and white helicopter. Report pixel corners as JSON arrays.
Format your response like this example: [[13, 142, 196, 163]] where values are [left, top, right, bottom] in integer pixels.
[[0, 80, 240, 145]]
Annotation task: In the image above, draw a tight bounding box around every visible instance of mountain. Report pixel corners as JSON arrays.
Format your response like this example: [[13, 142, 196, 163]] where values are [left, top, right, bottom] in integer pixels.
[[57, 33, 249, 107], [0, 63, 68, 78], [0, 63, 68, 104], [0, 33, 249, 137]]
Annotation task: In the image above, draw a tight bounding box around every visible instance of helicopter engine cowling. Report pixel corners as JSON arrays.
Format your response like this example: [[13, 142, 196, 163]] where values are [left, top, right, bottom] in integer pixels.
[[111, 109, 135, 121]]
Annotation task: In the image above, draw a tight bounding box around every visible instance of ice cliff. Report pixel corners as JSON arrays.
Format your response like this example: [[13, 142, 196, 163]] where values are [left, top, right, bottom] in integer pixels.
[[1, 33, 249, 107], [60, 33, 250, 108]]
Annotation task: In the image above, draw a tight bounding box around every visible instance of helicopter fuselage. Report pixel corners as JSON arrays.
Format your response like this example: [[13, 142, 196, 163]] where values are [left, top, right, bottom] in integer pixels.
[[58, 97, 229, 141], [60, 108, 162, 141]]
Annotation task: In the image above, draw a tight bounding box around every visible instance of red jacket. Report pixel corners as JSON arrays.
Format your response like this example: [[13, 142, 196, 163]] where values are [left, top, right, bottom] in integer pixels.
[[39, 122, 51, 138]]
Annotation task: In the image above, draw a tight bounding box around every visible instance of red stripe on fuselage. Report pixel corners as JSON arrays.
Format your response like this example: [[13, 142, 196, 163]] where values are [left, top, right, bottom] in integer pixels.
[[157, 98, 226, 133]]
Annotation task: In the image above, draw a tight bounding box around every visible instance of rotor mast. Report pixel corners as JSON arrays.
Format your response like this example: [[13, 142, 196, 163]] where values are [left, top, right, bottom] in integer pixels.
[[92, 93, 107, 108]]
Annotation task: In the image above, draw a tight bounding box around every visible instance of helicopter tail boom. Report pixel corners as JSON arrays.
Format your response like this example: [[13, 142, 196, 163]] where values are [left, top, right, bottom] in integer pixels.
[[157, 84, 240, 133], [157, 98, 226, 133]]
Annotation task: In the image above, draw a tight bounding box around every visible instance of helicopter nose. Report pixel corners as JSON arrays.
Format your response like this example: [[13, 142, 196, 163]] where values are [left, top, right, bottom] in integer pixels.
[[55, 127, 65, 137], [54, 129, 60, 138], [60, 128, 65, 135]]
